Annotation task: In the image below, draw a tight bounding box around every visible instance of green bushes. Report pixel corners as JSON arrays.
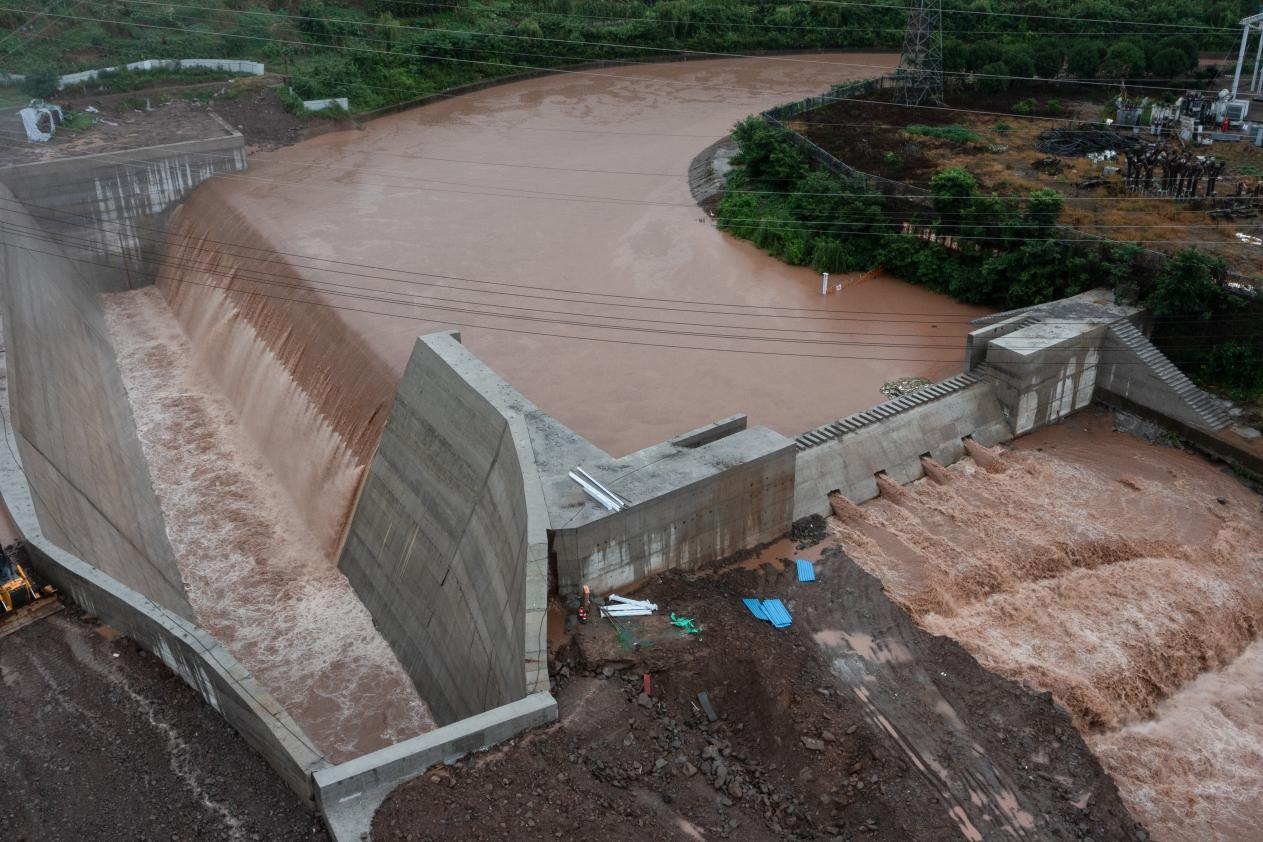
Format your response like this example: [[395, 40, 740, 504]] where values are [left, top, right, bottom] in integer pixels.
[[904, 124, 981, 144], [19, 66, 59, 99], [716, 118, 1162, 313], [1143, 248, 1230, 319], [1200, 341, 1263, 395]]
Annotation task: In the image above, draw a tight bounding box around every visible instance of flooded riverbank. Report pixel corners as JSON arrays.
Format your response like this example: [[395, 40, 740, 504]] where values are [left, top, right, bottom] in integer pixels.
[[822, 407, 1263, 842]]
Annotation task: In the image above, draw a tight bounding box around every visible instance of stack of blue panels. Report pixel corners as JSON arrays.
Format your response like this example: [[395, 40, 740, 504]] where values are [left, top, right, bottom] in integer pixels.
[[743, 598, 792, 628]]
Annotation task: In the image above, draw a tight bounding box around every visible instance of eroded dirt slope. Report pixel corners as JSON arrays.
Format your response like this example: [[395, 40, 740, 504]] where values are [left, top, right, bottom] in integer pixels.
[[375, 561, 1143, 841]]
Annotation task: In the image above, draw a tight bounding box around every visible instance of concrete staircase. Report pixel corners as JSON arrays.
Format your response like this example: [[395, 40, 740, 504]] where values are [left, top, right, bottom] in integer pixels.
[[794, 371, 982, 451], [1108, 321, 1234, 431]]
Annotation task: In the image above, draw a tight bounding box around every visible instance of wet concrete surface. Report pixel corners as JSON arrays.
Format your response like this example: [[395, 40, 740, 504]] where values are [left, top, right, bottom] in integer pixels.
[[0, 607, 327, 842]]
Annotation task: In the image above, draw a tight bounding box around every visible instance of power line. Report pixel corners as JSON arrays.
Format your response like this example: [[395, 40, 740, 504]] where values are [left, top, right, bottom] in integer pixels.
[[2, 213, 1253, 352], [7, 194, 1259, 329], [1, 141, 1258, 238]]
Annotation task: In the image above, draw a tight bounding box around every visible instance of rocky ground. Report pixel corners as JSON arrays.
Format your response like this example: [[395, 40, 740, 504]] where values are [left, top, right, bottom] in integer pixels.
[[375, 549, 1147, 841], [0, 606, 327, 842]]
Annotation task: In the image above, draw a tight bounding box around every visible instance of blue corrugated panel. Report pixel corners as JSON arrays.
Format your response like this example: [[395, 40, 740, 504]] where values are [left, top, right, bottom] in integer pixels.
[[762, 599, 792, 628], [796, 559, 816, 582], [743, 598, 768, 621]]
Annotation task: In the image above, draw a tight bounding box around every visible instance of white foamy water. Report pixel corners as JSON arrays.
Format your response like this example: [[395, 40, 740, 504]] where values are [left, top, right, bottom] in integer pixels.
[[829, 409, 1263, 842], [101, 286, 433, 762]]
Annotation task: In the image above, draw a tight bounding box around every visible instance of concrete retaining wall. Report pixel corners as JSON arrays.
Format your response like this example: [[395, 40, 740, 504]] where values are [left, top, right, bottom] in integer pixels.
[[0, 182, 193, 615], [314, 693, 557, 842], [0, 127, 245, 285], [337, 334, 530, 726], [1095, 328, 1217, 431], [793, 383, 1012, 519], [0, 331, 327, 804], [56, 59, 265, 88], [551, 426, 796, 594]]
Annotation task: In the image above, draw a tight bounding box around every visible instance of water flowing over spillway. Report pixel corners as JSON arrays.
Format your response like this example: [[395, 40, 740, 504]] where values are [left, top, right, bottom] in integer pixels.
[[833, 408, 1263, 842], [102, 287, 433, 762]]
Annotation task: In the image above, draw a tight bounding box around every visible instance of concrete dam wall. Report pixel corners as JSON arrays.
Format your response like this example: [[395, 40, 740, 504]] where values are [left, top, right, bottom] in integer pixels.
[[0, 180, 192, 616], [338, 334, 531, 726]]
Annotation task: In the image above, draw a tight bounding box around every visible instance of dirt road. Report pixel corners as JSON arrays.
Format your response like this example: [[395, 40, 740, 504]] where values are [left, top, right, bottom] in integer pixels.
[[0, 607, 326, 842]]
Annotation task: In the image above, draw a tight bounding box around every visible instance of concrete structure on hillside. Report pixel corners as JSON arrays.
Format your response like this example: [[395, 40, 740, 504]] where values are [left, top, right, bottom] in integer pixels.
[[1, 115, 244, 284]]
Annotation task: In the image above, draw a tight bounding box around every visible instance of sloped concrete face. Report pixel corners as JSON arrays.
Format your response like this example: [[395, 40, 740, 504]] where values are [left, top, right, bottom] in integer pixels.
[[0, 182, 193, 617], [337, 337, 528, 726]]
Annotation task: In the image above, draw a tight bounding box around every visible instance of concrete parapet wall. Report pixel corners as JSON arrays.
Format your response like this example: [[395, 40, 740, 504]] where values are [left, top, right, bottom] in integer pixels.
[[0, 127, 245, 286], [0, 182, 192, 615], [0, 342, 326, 804], [793, 382, 1012, 520], [337, 334, 529, 726], [314, 692, 558, 842], [551, 430, 796, 594]]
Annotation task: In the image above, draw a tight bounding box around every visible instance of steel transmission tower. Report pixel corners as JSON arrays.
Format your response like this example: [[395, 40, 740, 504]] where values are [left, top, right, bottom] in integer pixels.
[[898, 0, 944, 105]]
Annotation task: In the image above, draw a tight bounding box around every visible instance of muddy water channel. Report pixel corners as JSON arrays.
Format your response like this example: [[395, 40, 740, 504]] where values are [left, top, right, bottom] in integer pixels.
[[820, 408, 1263, 842]]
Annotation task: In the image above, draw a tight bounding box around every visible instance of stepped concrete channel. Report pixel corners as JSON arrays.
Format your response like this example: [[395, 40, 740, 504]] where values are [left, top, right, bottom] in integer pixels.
[[2, 83, 1257, 841]]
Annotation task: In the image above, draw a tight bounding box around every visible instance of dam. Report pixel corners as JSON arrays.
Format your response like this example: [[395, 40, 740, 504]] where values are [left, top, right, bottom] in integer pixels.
[[3, 52, 1262, 842]]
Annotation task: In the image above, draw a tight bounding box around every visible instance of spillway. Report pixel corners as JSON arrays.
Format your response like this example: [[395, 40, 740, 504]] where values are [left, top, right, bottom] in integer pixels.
[[834, 407, 1263, 842]]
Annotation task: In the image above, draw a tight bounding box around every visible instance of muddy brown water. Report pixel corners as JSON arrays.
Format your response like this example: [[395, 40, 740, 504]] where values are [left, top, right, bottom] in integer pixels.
[[158, 53, 987, 463], [816, 408, 1263, 842], [121, 55, 992, 763]]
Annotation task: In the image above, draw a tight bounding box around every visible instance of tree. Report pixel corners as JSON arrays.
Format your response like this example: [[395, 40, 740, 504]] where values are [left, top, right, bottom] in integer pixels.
[[1101, 42, 1145, 78], [1033, 47, 1064, 79], [1143, 248, 1229, 319], [731, 117, 806, 184], [1156, 34, 1199, 69], [1024, 189, 1065, 235], [930, 167, 978, 232], [20, 66, 59, 99], [1067, 42, 1101, 78], [1003, 47, 1035, 81], [976, 61, 1010, 94], [1150, 48, 1190, 79]]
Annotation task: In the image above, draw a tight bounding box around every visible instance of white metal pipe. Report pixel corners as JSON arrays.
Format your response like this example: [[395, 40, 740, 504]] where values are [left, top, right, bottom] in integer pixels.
[[1232, 23, 1251, 100], [569, 471, 621, 511], [574, 467, 628, 509]]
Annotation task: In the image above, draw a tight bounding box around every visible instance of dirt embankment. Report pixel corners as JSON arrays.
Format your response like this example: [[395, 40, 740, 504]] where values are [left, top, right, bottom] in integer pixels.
[[375, 557, 1144, 841], [0, 607, 327, 841]]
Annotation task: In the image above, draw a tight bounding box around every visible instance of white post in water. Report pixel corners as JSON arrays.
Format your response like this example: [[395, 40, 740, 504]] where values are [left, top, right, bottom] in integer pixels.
[[821, 272, 830, 295]]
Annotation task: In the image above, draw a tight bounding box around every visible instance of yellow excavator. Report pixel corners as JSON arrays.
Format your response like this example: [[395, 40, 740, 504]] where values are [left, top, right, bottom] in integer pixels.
[[1, 544, 44, 618]]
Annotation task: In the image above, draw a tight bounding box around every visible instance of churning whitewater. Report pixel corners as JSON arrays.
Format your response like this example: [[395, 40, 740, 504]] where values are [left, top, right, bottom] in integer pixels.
[[830, 408, 1263, 842], [102, 287, 433, 762]]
